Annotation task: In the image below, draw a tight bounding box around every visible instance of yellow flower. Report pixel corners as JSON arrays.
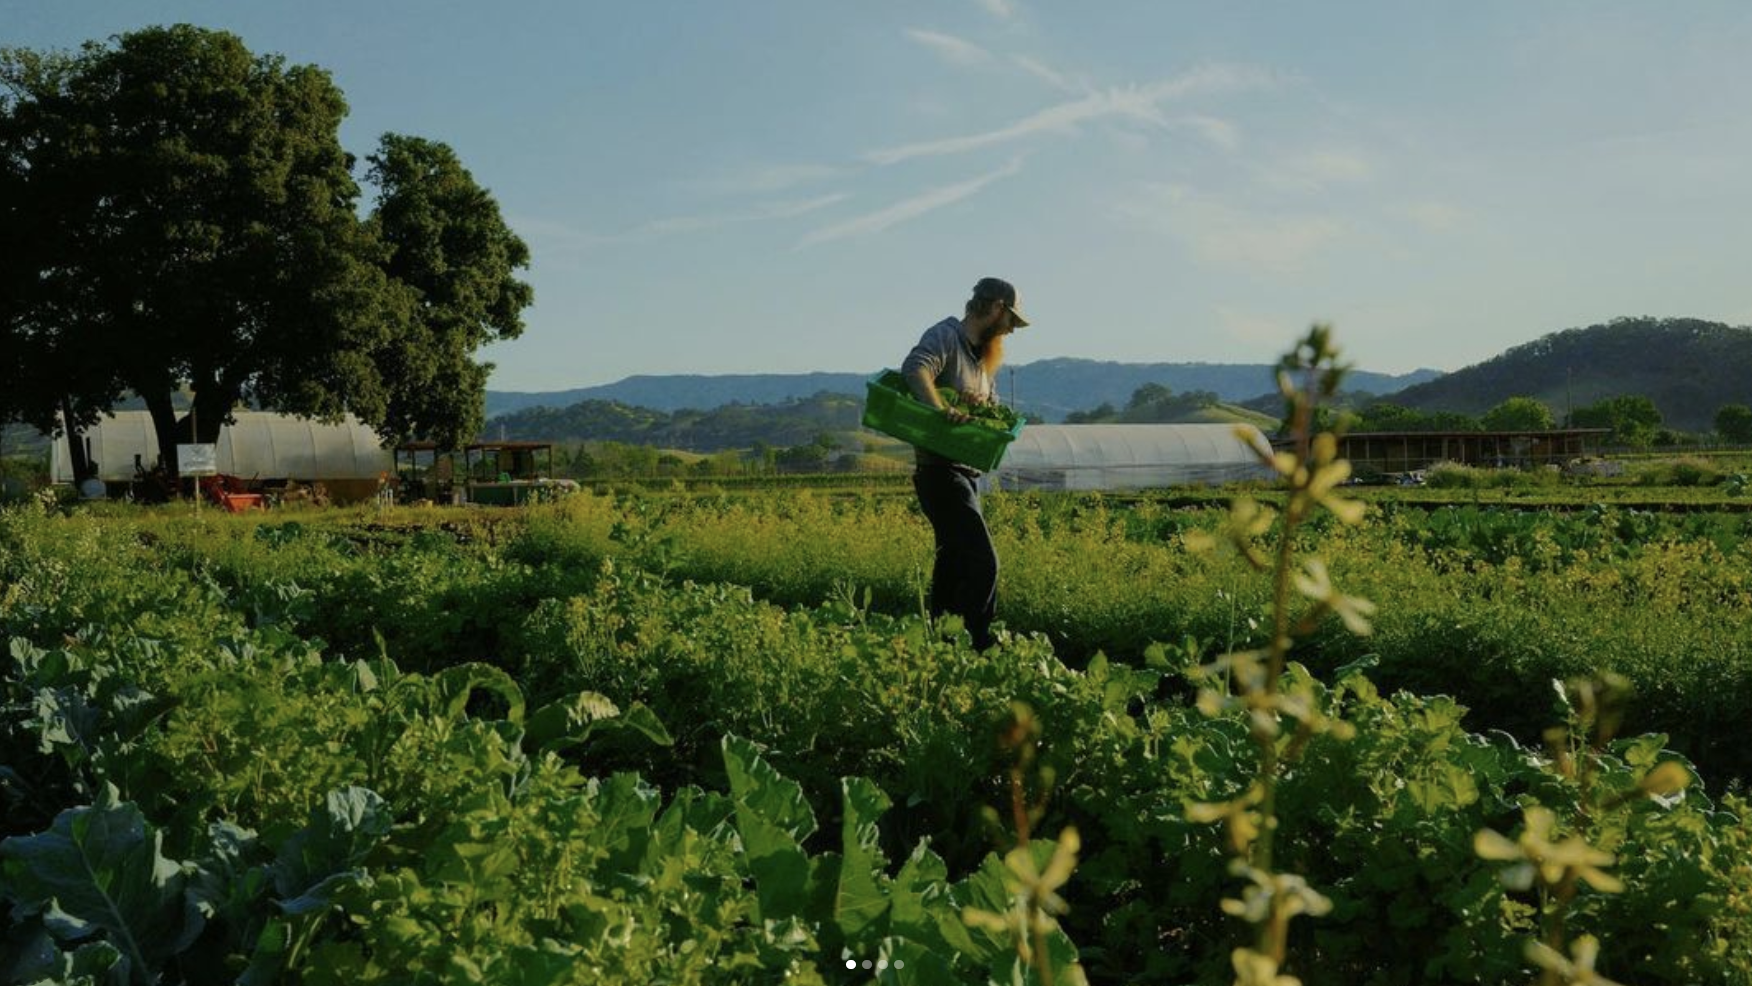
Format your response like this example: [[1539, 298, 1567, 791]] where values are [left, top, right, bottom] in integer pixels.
[[1196, 649, 1270, 699], [1293, 558, 1377, 635], [1231, 948, 1302, 986], [1222, 865, 1334, 924], [1186, 786, 1264, 855], [1183, 529, 1218, 554], [1235, 424, 1275, 468], [1474, 807, 1623, 894], [1525, 935, 1626, 986], [962, 828, 1082, 953], [1005, 825, 1080, 916], [1639, 761, 1692, 798]]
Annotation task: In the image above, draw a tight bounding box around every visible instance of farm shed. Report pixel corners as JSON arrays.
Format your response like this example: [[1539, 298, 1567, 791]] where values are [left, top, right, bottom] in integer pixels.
[[1300, 429, 1614, 474], [992, 424, 1274, 491], [393, 440, 575, 506], [53, 410, 393, 501]]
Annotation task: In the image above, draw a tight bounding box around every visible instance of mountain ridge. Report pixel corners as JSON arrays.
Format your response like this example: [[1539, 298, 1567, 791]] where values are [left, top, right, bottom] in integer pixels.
[[486, 359, 1444, 423], [1382, 316, 1752, 432]]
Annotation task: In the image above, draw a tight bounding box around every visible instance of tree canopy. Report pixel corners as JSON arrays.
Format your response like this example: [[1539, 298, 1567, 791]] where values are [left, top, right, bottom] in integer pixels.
[[1571, 395, 1663, 447], [367, 134, 532, 449], [1716, 404, 1752, 444], [1350, 401, 1481, 433], [0, 25, 530, 478], [1480, 396, 1555, 431], [1066, 383, 1223, 423]]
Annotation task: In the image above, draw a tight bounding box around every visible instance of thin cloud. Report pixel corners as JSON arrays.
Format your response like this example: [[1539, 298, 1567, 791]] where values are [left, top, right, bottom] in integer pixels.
[[799, 159, 1023, 247], [1255, 148, 1376, 192], [974, 0, 1017, 19], [1011, 55, 1091, 95], [1214, 304, 1299, 349], [907, 29, 993, 67], [1400, 201, 1468, 232], [1123, 183, 1347, 275], [693, 163, 842, 196], [1200, 215, 1345, 274], [866, 62, 1276, 165], [1175, 114, 1241, 151], [585, 194, 849, 244]]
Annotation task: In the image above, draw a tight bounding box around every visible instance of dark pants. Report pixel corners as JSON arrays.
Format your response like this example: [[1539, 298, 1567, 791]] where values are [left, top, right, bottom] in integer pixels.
[[912, 464, 998, 649]]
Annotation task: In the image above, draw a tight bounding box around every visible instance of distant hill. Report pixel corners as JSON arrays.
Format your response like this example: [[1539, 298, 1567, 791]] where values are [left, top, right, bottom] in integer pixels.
[[23, 320, 1747, 458], [484, 391, 869, 451], [487, 373, 870, 419], [487, 360, 1441, 423], [484, 387, 1287, 452], [1382, 316, 1752, 432]]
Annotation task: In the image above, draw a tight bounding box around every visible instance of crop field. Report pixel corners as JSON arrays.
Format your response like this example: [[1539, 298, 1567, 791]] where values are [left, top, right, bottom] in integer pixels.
[[4, 474, 1752, 984]]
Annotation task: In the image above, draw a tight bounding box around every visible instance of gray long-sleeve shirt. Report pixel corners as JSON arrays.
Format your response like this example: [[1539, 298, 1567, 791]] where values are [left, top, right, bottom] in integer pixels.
[[901, 316, 993, 473]]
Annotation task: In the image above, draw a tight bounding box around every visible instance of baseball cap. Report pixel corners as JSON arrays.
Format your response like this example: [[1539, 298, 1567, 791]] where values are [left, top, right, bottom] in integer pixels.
[[972, 276, 1030, 327]]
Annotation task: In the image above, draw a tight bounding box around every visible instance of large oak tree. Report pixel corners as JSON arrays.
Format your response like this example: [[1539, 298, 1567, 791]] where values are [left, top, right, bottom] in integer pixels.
[[367, 134, 533, 450], [0, 25, 530, 479]]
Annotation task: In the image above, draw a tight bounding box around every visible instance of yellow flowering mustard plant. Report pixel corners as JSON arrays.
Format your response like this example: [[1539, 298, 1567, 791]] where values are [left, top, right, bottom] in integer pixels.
[[1184, 325, 1372, 982]]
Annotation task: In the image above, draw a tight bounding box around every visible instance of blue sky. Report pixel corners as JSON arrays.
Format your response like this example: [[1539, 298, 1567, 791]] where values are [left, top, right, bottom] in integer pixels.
[[9, 2, 1752, 391]]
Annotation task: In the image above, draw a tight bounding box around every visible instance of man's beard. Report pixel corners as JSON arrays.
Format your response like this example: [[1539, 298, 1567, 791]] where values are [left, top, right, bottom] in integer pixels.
[[980, 332, 1006, 377]]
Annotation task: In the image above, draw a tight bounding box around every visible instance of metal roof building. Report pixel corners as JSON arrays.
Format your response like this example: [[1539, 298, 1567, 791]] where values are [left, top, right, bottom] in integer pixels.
[[1308, 429, 1612, 473]]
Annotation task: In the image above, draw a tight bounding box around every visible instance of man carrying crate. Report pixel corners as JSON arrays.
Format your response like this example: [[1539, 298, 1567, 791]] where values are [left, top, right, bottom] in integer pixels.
[[900, 277, 1030, 651]]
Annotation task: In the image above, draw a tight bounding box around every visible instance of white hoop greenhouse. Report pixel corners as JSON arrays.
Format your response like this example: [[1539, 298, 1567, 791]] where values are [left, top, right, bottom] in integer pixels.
[[992, 423, 1275, 491], [53, 410, 392, 488]]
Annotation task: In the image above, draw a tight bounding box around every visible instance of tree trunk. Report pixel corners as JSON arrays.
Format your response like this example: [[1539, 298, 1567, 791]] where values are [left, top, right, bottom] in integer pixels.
[[60, 395, 91, 482], [190, 387, 234, 445], [141, 390, 181, 485]]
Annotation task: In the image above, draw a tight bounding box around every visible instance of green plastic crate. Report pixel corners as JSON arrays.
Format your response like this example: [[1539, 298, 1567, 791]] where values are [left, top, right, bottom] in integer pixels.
[[861, 369, 1024, 471]]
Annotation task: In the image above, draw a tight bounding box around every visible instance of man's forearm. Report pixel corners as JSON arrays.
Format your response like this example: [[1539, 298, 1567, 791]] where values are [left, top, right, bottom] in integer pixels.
[[906, 367, 945, 409]]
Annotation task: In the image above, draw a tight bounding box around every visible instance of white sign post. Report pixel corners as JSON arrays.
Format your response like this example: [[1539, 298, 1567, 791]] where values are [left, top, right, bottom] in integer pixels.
[[176, 443, 218, 475], [177, 443, 218, 507]]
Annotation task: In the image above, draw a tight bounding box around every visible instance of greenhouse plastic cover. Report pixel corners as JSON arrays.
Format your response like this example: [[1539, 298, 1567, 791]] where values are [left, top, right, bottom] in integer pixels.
[[53, 410, 393, 483], [992, 424, 1274, 491]]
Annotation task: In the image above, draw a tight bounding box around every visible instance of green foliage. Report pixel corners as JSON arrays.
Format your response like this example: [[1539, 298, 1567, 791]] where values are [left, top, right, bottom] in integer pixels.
[[1629, 455, 1725, 487], [492, 391, 868, 453], [0, 27, 528, 476], [1482, 396, 1557, 431], [1422, 460, 1564, 489], [1572, 394, 1664, 447], [1351, 400, 1481, 433], [366, 134, 532, 449], [0, 788, 204, 983], [0, 27, 401, 453], [5, 485, 1752, 982], [936, 388, 1022, 431], [1716, 404, 1752, 443], [1391, 316, 1750, 433], [1064, 383, 1235, 425], [1062, 402, 1116, 424], [482, 486, 1752, 788]]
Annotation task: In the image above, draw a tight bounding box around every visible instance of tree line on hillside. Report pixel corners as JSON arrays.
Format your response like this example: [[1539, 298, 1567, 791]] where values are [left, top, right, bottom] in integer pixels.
[[487, 391, 870, 451], [1341, 393, 1752, 447], [1062, 383, 1225, 423], [405, 379, 1752, 463], [1385, 316, 1752, 433], [1, 26, 530, 483], [538, 436, 896, 481], [500, 320, 1752, 454], [496, 381, 1273, 449]]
